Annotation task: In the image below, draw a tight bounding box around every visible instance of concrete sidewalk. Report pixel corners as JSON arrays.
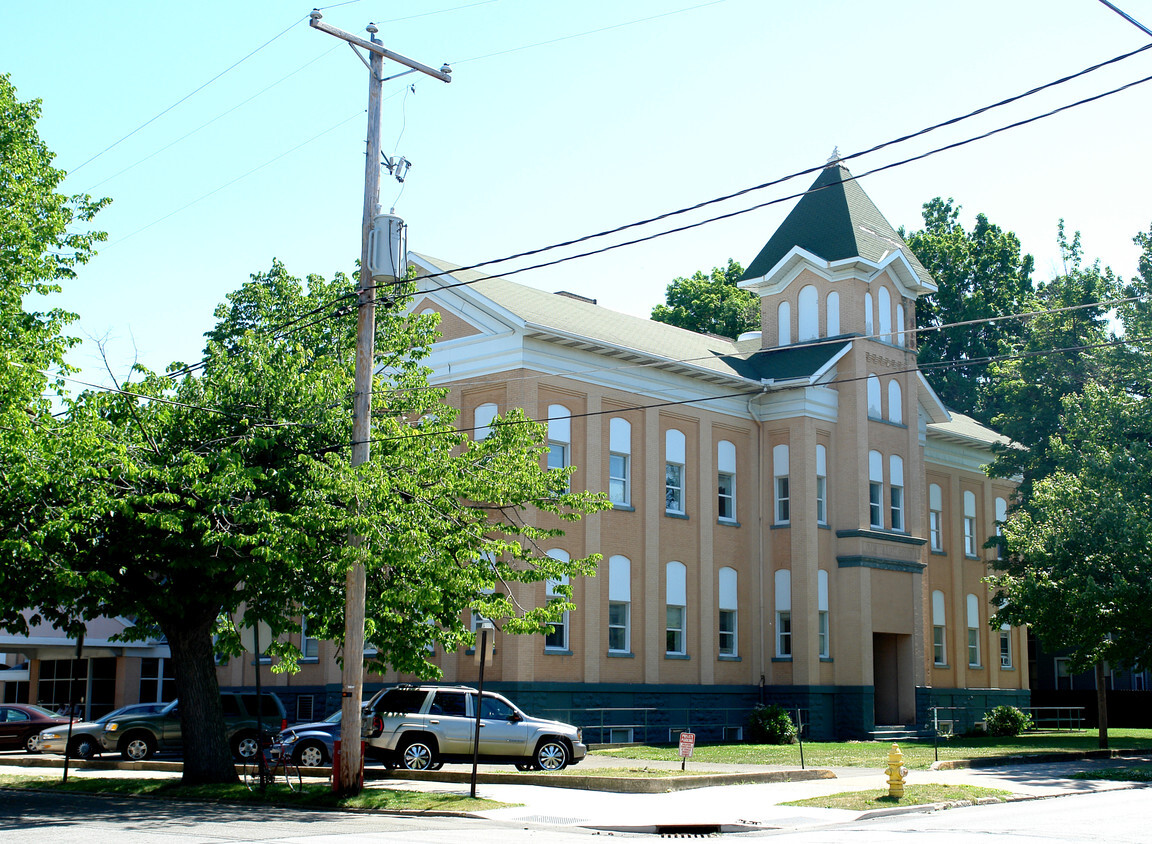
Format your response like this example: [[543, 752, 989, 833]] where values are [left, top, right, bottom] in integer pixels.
[[2, 750, 1149, 834]]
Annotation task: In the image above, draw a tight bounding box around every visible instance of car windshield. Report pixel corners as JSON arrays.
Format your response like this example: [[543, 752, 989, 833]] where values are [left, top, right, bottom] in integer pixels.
[[100, 703, 167, 723], [323, 710, 341, 724], [25, 705, 59, 718]]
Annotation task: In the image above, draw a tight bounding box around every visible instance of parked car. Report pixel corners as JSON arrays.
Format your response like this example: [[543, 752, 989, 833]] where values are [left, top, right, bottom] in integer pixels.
[[363, 684, 585, 771], [38, 703, 169, 759], [0, 704, 72, 753], [275, 709, 341, 768], [100, 692, 286, 761]]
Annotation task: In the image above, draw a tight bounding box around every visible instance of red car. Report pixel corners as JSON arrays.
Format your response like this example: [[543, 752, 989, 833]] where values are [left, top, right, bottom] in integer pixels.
[[0, 704, 72, 753]]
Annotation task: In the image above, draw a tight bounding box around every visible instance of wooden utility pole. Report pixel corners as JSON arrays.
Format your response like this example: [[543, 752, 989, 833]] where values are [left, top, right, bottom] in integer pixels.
[[308, 9, 450, 796]]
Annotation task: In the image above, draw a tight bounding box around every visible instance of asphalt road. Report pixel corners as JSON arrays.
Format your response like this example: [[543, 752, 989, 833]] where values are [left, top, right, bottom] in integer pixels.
[[3, 787, 1152, 843]]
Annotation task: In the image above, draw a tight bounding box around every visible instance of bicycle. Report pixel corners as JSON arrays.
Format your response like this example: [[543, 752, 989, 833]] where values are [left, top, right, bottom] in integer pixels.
[[242, 732, 302, 793]]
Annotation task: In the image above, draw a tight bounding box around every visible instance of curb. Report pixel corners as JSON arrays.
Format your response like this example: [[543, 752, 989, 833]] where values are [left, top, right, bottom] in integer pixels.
[[930, 749, 1152, 771]]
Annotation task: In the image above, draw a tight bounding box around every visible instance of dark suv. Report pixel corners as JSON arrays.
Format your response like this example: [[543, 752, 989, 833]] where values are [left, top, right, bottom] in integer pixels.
[[363, 685, 585, 771], [100, 692, 286, 761]]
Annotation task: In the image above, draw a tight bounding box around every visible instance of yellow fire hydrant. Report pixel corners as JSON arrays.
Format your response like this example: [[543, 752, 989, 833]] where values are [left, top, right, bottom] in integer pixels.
[[887, 743, 908, 798]]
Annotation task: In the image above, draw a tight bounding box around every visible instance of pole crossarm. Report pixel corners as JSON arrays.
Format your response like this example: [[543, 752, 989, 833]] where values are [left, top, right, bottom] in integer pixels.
[[309, 11, 453, 83]]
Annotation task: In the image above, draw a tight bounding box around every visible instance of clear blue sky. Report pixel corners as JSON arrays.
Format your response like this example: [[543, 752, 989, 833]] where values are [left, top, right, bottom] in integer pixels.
[[5, 0, 1152, 390]]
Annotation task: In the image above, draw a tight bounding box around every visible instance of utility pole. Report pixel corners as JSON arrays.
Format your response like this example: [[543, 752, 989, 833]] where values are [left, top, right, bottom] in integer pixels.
[[308, 9, 451, 796]]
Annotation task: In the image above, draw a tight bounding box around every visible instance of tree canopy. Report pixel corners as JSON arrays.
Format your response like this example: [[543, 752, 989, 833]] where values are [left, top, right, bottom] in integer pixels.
[[0, 261, 608, 784], [650, 259, 758, 339], [901, 198, 1036, 422]]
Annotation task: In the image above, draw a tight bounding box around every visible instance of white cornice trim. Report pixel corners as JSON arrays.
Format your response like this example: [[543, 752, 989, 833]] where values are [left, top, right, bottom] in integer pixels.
[[740, 245, 936, 298]]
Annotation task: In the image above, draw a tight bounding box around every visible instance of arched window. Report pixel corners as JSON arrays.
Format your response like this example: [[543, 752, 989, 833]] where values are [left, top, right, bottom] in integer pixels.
[[474, 402, 498, 440], [665, 429, 686, 514], [817, 569, 830, 658], [896, 303, 906, 347], [717, 440, 736, 522], [609, 418, 631, 506], [966, 593, 981, 667], [963, 491, 978, 556], [797, 285, 819, 341], [932, 590, 947, 665], [867, 374, 882, 418], [826, 291, 840, 336], [718, 567, 738, 657], [887, 380, 902, 424], [865, 292, 874, 336], [608, 555, 631, 653], [547, 405, 571, 483], [878, 287, 892, 342], [929, 484, 944, 551], [815, 444, 828, 524], [868, 450, 883, 528], [889, 455, 905, 532], [545, 549, 570, 652], [777, 300, 791, 346], [775, 569, 792, 657], [995, 496, 1008, 559], [773, 444, 790, 524], [666, 561, 687, 655]]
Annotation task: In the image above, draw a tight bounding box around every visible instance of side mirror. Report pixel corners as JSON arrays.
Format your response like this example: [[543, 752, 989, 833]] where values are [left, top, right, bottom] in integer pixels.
[[508, 712, 523, 723]]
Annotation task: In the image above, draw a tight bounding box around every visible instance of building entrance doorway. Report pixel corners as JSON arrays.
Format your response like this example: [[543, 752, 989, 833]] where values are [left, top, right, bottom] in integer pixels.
[[873, 633, 913, 725]]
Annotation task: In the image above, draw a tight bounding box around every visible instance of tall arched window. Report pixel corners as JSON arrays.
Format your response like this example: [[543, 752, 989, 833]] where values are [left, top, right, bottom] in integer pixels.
[[929, 483, 944, 551], [545, 549, 570, 652], [995, 496, 1008, 559], [896, 302, 906, 347], [966, 593, 981, 667], [665, 429, 686, 514], [815, 444, 828, 524], [817, 569, 830, 658], [474, 402, 498, 440], [887, 380, 902, 424], [608, 555, 631, 653], [775, 569, 792, 657], [609, 418, 631, 506], [868, 450, 884, 528], [717, 440, 736, 522], [865, 292, 874, 336], [878, 287, 892, 342], [932, 590, 947, 665], [889, 454, 905, 532], [666, 561, 687, 655], [777, 300, 791, 346], [963, 491, 978, 556], [867, 374, 882, 418], [798, 285, 819, 341], [773, 444, 790, 524], [718, 567, 738, 657], [826, 291, 840, 336], [547, 404, 571, 485]]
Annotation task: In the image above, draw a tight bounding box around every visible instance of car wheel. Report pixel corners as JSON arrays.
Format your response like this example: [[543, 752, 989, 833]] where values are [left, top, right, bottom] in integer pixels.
[[70, 735, 99, 760], [399, 736, 437, 771], [121, 732, 156, 761], [232, 732, 260, 761], [534, 738, 568, 771], [515, 762, 537, 772], [24, 733, 40, 754], [295, 741, 327, 768]]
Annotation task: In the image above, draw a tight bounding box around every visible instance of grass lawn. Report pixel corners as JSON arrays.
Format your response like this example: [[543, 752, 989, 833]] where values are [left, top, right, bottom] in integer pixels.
[[1071, 766, 1152, 783], [0, 774, 510, 812], [784, 783, 1010, 811], [592, 729, 1152, 770]]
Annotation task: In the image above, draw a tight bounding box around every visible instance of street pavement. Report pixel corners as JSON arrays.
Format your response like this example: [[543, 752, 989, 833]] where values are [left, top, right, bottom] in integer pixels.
[[1, 749, 1149, 835]]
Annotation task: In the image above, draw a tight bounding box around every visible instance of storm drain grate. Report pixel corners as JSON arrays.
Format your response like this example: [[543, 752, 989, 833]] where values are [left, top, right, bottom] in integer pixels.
[[658, 825, 722, 838]]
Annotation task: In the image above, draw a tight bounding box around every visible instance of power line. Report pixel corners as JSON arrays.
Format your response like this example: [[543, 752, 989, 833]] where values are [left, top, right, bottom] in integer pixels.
[[361, 42, 1152, 287], [67, 14, 308, 175], [383, 64, 1152, 295]]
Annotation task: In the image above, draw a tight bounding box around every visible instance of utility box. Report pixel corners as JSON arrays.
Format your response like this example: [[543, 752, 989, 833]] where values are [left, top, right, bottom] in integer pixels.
[[368, 213, 407, 282]]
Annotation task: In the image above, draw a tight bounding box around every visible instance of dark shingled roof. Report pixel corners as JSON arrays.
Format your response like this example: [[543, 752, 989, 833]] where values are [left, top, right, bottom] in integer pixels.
[[741, 164, 933, 287], [721, 340, 851, 382]]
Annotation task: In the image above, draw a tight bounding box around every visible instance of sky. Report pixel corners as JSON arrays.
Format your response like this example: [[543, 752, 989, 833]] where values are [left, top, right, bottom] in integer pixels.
[[5, 0, 1152, 392]]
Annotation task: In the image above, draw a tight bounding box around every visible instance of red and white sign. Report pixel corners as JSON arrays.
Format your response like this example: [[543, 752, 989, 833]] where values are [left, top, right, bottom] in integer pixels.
[[678, 732, 696, 758]]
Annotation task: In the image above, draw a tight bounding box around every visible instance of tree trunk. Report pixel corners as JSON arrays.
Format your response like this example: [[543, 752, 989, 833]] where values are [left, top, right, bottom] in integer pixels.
[[165, 615, 238, 784], [1095, 661, 1109, 750]]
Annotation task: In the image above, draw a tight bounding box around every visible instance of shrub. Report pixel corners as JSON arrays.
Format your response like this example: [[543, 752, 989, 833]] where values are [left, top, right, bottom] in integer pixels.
[[748, 703, 797, 744], [984, 705, 1033, 737]]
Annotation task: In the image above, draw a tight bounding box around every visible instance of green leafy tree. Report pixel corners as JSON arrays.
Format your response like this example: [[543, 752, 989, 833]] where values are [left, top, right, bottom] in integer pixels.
[[990, 382, 1152, 748], [901, 198, 1036, 421], [0, 72, 107, 429], [651, 259, 757, 339], [985, 224, 1120, 494], [0, 262, 608, 784]]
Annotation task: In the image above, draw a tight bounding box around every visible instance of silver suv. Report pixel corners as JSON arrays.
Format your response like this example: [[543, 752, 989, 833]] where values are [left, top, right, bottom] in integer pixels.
[[363, 685, 585, 772]]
